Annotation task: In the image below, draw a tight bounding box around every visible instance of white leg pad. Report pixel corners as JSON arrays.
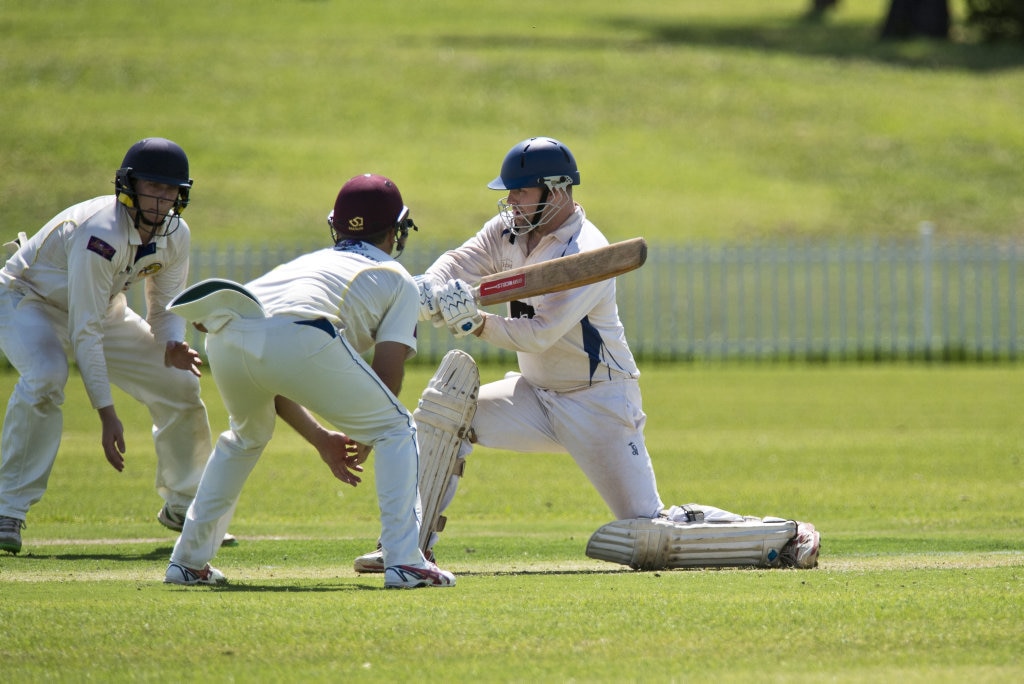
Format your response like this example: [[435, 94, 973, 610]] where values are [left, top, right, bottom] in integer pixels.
[[413, 349, 479, 551], [585, 516, 798, 570]]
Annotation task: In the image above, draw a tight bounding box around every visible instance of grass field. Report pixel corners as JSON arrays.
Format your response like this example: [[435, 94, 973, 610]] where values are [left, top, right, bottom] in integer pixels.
[[2, 1, 1023, 248], [1, 363, 1021, 681], [3, 1, 1024, 681]]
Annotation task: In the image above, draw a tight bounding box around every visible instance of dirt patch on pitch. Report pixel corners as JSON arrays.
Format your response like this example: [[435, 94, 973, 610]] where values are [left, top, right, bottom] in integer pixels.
[[2, 546, 1019, 584], [820, 551, 1023, 571]]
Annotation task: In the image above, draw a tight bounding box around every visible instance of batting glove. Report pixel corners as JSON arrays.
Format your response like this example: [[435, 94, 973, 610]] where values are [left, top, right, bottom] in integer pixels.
[[437, 279, 483, 338], [414, 275, 445, 327]]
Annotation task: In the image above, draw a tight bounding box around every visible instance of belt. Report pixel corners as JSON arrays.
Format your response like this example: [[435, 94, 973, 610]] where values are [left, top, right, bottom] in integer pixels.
[[293, 317, 337, 338]]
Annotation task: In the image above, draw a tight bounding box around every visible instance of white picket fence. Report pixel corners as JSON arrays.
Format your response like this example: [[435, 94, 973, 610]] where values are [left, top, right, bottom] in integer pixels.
[[1, 230, 1012, 368], [137, 229, 1023, 364], [620, 231, 1023, 362]]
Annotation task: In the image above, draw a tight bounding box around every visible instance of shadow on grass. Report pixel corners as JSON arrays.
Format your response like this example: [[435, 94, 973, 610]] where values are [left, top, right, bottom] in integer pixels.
[[451, 568, 632, 577], [433, 14, 1024, 73], [14, 546, 174, 562], [604, 15, 1024, 72], [201, 583, 373, 593]]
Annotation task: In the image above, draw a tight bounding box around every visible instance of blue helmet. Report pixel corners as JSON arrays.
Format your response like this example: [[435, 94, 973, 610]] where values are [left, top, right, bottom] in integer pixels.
[[488, 137, 580, 191]]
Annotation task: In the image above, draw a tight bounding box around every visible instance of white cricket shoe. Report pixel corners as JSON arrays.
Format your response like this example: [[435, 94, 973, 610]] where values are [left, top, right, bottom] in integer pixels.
[[354, 545, 435, 574], [780, 521, 821, 569], [354, 548, 385, 574], [164, 562, 228, 586], [157, 504, 238, 547], [384, 561, 455, 589]]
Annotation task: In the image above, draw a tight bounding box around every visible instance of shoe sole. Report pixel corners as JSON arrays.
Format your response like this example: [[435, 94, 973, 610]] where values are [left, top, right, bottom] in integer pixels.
[[385, 581, 454, 589], [384, 565, 455, 589], [355, 551, 435, 574], [163, 578, 227, 586], [385, 583, 432, 589], [164, 564, 228, 586], [354, 561, 384, 574]]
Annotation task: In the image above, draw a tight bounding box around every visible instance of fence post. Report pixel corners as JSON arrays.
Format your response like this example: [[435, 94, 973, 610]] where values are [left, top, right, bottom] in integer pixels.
[[920, 221, 935, 359]]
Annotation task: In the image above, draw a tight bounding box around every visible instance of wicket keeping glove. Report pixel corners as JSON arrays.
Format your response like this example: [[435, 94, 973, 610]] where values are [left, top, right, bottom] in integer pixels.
[[437, 279, 483, 338]]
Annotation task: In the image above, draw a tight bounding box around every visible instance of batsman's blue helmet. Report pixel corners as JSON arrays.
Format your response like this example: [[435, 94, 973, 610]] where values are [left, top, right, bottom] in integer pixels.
[[488, 137, 580, 191]]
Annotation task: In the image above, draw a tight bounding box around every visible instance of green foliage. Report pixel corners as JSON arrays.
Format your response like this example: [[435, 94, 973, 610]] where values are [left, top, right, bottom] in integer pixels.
[[966, 0, 1024, 41], [1, 364, 1022, 681], [1, 1, 1023, 249]]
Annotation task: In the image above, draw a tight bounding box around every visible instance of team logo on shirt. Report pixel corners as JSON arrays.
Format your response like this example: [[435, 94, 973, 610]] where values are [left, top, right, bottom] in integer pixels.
[[86, 236, 116, 261], [136, 263, 163, 278]]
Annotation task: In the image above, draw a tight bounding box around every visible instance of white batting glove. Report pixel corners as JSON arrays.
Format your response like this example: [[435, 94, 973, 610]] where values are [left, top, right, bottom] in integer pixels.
[[437, 279, 483, 338], [414, 275, 445, 327]]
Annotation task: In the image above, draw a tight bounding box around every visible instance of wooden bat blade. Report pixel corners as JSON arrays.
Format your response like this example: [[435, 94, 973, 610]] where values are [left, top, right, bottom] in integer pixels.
[[473, 237, 647, 306]]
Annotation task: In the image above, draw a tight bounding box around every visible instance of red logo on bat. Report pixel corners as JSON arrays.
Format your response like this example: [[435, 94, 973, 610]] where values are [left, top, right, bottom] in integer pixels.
[[479, 274, 526, 297]]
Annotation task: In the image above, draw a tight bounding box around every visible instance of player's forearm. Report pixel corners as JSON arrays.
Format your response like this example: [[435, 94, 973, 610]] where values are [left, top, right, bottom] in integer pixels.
[[371, 362, 404, 397], [370, 341, 410, 397], [274, 396, 329, 447]]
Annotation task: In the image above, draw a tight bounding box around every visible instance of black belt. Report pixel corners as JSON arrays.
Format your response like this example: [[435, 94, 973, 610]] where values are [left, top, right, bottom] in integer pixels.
[[293, 317, 336, 338]]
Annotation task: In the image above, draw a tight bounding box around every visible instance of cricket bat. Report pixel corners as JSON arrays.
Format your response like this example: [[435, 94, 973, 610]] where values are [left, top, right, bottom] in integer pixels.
[[472, 237, 647, 306]]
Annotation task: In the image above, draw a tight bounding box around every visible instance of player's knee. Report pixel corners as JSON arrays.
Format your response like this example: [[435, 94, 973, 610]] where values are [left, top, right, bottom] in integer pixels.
[[157, 369, 204, 403], [16, 368, 69, 407]]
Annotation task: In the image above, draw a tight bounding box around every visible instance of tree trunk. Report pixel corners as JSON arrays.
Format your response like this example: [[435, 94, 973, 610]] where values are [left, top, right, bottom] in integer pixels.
[[880, 0, 951, 39]]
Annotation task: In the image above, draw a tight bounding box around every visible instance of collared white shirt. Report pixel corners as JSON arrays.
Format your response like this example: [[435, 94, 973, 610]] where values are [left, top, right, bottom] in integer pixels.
[[245, 241, 419, 358], [426, 206, 639, 391], [0, 195, 191, 408]]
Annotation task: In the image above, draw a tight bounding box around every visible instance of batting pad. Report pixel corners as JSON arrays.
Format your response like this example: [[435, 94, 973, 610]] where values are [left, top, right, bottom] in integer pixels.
[[585, 516, 797, 570], [413, 349, 479, 551]]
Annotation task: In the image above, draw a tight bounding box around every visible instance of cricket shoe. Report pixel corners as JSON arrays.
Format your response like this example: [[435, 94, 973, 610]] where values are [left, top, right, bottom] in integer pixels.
[[384, 561, 455, 589], [164, 562, 228, 586], [157, 504, 238, 547], [780, 521, 821, 569], [354, 544, 435, 574], [0, 515, 25, 554]]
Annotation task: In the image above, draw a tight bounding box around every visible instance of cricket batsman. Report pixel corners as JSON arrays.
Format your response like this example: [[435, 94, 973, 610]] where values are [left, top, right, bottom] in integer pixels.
[[353, 136, 821, 573]]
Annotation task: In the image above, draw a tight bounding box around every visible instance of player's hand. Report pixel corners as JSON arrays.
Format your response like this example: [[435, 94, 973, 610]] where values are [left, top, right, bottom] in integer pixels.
[[414, 275, 445, 327], [437, 279, 483, 338], [350, 441, 373, 466], [98, 405, 126, 472], [317, 431, 366, 487], [165, 340, 203, 377]]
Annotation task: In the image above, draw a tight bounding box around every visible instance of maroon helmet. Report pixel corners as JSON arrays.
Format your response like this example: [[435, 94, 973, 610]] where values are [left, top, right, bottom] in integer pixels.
[[327, 174, 408, 240]]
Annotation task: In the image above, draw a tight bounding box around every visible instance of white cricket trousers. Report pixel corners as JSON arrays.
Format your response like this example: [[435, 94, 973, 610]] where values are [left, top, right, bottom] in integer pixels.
[[170, 316, 424, 570], [0, 289, 211, 521], [470, 373, 665, 520]]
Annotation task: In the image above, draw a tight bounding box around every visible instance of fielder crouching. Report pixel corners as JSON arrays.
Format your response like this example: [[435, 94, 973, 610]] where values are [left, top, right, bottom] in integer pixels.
[[354, 136, 820, 573], [162, 174, 456, 588]]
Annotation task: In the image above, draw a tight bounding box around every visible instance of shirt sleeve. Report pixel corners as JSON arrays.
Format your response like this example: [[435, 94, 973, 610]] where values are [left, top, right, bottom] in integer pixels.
[[66, 226, 122, 409], [342, 263, 420, 357], [374, 268, 419, 357], [478, 277, 614, 354], [424, 221, 504, 286]]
